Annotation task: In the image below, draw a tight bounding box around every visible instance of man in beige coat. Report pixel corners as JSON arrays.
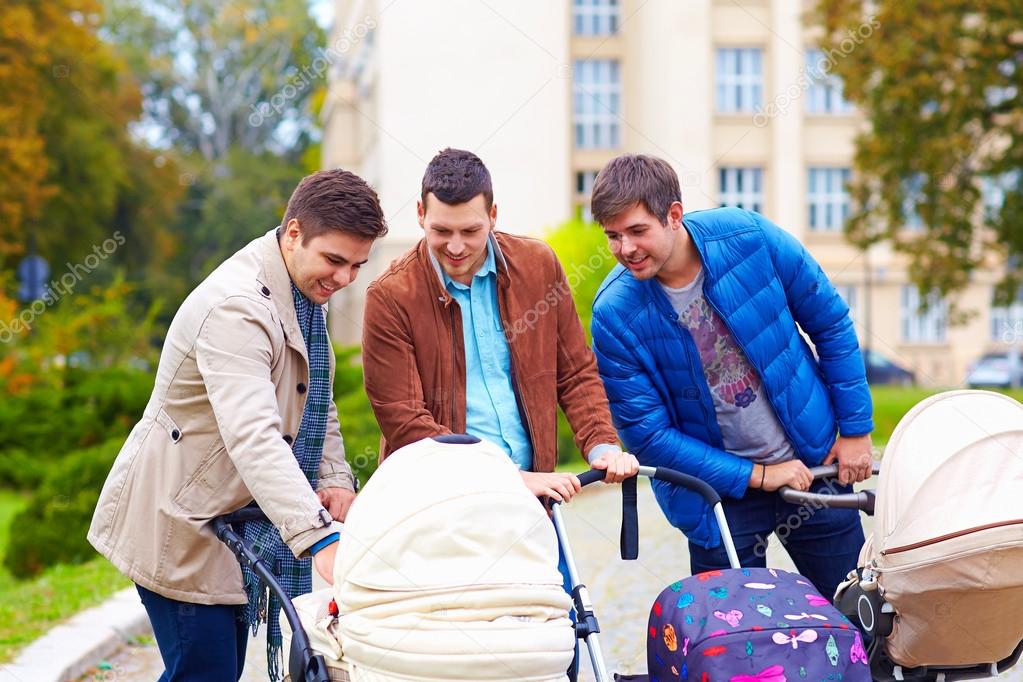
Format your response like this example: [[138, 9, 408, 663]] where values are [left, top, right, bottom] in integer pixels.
[[88, 169, 386, 681]]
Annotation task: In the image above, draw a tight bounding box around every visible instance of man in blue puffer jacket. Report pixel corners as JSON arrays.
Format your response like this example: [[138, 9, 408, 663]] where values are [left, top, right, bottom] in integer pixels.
[[589, 154, 874, 597]]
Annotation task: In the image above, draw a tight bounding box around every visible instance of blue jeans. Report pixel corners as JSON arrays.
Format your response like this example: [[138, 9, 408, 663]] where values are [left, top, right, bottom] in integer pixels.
[[136, 584, 248, 682], [688, 478, 865, 599]]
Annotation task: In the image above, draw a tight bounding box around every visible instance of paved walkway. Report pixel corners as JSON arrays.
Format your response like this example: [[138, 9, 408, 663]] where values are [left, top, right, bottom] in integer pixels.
[[80, 480, 1022, 681]]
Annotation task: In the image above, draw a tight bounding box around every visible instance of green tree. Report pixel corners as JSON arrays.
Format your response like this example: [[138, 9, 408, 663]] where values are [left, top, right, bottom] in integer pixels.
[[175, 148, 316, 278], [103, 0, 328, 283], [0, 4, 54, 257], [103, 0, 326, 161], [544, 218, 616, 340], [0, 1, 179, 278], [813, 0, 1023, 307]]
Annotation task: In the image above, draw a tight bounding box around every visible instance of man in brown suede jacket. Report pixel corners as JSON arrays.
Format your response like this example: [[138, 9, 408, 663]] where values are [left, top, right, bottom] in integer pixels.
[[362, 148, 637, 503]]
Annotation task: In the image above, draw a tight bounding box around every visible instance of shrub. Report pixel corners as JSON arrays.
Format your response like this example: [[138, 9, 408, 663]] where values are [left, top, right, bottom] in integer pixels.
[[544, 218, 616, 342], [4, 439, 121, 578], [333, 345, 382, 486], [0, 366, 152, 488]]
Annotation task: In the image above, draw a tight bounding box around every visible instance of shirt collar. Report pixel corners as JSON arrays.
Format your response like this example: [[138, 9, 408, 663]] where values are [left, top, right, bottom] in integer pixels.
[[442, 241, 496, 290]]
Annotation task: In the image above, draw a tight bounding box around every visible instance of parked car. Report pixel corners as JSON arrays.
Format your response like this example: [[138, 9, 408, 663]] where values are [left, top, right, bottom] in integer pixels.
[[862, 349, 915, 386], [965, 352, 1023, 388]]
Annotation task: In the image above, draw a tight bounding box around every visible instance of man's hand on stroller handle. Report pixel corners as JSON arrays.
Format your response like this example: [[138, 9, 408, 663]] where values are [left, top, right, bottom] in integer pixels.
[[752, 460, 813, 492], [521, 471, 582, 503], [318, 487, 356, 522], [589, 448, 640, 484], [823, 434, 874, 485]]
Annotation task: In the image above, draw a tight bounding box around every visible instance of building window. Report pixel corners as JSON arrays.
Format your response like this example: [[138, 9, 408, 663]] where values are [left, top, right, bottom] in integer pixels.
[[834, 284, 858, 324], [573, 0, 620, 36], [575, 170, 598, 222], [991, 290, 1023, 343], [901, 286, 946, 343], [981, 171, 1021, 222], [573, 59, 621, 149], [805, 49, 854, 114], [719, 167, 764, 213], [902, 173, 926, 231], [808, 167, 851, 231], [716, 48, 763, 113]]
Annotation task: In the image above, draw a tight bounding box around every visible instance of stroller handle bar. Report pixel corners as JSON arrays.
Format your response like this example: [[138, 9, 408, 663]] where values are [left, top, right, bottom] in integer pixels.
[[778, 461, 881, 515], [552, 464, 741, 682], [211, 513, 331, 682], [561, 464, 739, 568], [578, 465, 722, 507]]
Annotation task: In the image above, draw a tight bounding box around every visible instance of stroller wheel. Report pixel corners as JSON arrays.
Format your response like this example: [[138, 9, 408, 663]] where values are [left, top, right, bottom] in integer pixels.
[[856, 588, 893, 638]]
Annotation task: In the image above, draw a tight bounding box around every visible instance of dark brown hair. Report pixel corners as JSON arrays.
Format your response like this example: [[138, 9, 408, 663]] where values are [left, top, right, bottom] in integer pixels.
[[283, 168, 387, 241], [421, 148, 494, 210], [590, 154, 681, 226]]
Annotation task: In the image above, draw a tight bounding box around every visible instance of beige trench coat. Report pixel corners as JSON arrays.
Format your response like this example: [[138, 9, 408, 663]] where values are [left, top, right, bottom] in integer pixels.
[[88, 228, 356, 605]]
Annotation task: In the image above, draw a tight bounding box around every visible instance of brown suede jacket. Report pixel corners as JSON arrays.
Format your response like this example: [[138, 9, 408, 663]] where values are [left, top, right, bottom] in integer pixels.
[[362, 231, 619, 471]]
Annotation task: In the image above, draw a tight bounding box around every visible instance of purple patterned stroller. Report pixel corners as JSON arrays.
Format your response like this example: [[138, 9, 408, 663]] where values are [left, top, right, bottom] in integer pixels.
[[555, 465, 873, 682]]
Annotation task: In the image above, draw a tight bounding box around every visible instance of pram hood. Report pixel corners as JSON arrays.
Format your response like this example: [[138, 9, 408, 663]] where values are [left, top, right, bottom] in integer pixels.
[[863, 390, 1023, 668], [331, 437, 574, 681], [872, 389, 1023, 566]]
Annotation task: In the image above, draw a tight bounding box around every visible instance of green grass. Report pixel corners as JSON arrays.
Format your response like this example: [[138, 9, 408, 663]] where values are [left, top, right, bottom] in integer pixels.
[[0, 490, 129, 663]]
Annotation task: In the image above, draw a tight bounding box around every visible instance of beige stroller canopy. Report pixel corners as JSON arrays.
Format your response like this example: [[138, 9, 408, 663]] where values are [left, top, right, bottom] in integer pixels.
[[873, 389, 1023, 563], [330, 436, 575, 682], [867, 390, 1023, 668]]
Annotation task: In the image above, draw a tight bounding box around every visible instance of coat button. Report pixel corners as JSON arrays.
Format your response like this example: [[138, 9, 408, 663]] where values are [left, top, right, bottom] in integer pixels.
[[171, 429, 181, 441], [297, 382, 307, 394], [283, 434, 293, 445], [260, 286, 271, 296]]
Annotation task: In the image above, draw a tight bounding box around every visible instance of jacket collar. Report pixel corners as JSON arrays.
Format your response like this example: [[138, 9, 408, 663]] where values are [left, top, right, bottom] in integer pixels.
[[421, 231, 510, 305], [256, 227, 307, 361], [639, 219, 712, 316]]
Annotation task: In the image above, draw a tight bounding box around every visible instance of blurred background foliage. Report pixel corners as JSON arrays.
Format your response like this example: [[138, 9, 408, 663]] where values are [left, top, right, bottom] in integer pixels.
[[3, 0, 1021, 627], [0, 0, 334, 586]]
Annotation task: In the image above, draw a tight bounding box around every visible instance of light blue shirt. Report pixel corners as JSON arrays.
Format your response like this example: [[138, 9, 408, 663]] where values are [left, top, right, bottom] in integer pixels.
[[443, 243, 534, 470]]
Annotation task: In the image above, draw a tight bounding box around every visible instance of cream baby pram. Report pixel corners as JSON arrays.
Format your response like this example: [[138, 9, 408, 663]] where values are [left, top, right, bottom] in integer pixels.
[[223, 435, 578, 682], [833, 390, 1023, 681]]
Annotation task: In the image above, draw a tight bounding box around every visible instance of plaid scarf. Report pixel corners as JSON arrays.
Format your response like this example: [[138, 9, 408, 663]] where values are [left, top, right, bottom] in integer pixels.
[[242, 282, 331, 681]]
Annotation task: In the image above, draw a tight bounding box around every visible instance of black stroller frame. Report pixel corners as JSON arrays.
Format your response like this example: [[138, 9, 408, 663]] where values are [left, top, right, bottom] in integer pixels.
[[214, 463, 1023, 682], [213, 508, 332, 682]]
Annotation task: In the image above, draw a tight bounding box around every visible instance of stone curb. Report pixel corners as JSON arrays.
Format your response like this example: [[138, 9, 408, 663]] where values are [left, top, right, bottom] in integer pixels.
[[0, 587, 151, 682]]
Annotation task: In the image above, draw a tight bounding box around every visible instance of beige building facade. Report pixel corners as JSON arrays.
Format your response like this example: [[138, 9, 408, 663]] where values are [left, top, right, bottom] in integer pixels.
[[323, 0, 1020, 386]]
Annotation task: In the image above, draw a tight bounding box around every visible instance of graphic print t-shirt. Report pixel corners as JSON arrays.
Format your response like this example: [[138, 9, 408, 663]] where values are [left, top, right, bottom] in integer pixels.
[[661, 268, 795, 464]]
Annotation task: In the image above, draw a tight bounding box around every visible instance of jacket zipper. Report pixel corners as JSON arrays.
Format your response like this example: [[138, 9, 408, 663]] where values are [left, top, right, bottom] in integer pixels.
[[882, 519, 1023, 556], [673, 321, 717, 436], [508, 360, 537, 471]]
